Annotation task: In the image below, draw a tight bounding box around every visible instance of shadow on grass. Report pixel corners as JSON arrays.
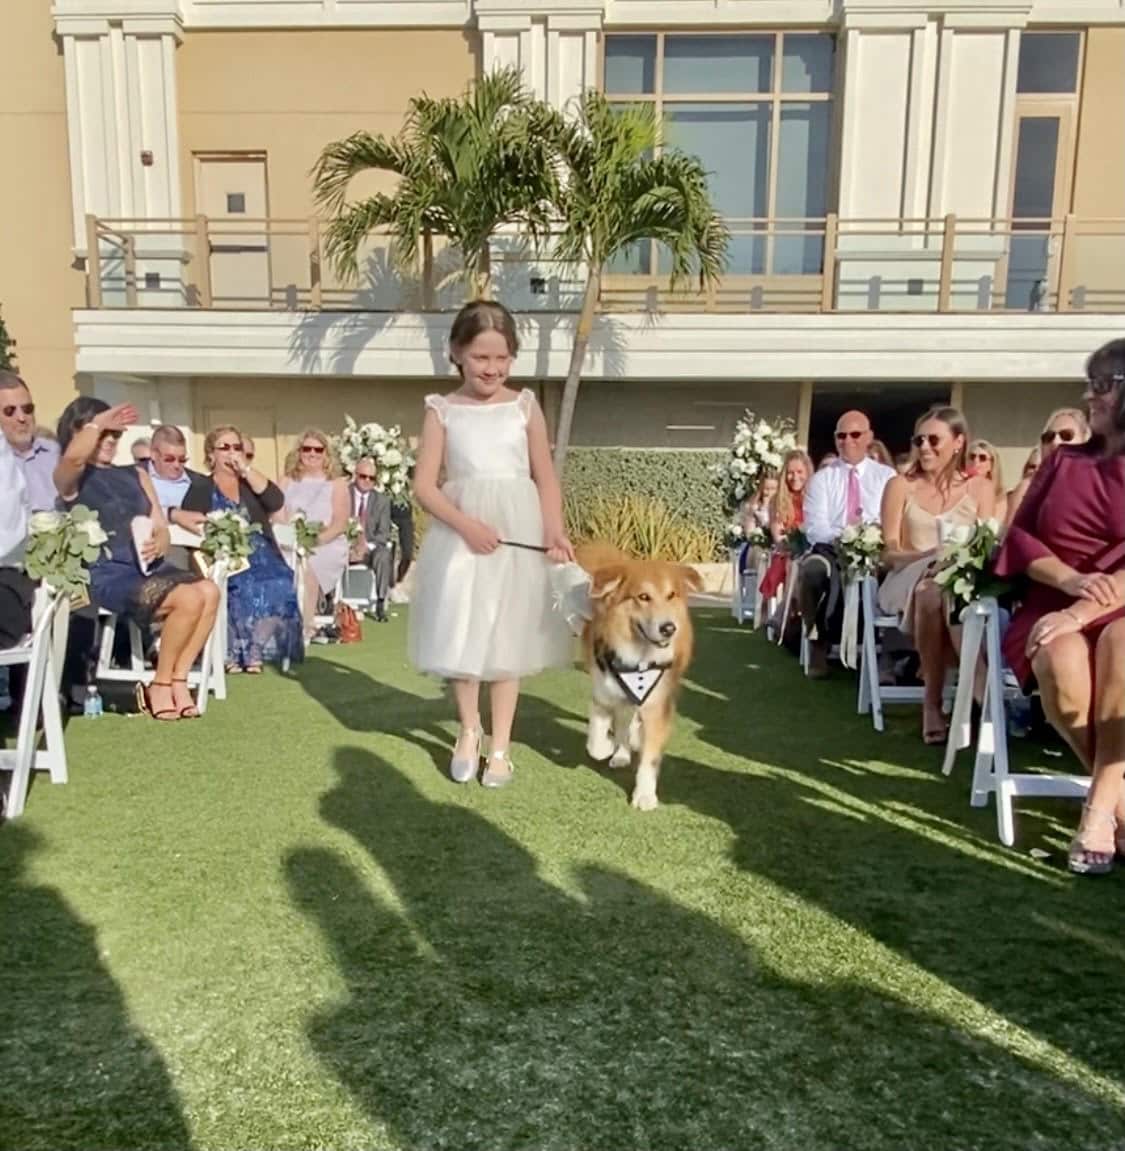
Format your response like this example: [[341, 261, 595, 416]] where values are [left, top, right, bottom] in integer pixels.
[[0, 825, 192, 1151], [673, 612, 1125, 1091], [286, 745, 1125, 1151]]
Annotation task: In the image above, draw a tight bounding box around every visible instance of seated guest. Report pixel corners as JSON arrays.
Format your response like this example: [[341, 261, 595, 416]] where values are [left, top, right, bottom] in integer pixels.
[[1, 371, 60, 512], [348, 457, 393, 623], [868, 439, 894, 468], [281, 428, 349, 637], [816, 451, 837, 471], [240, 434, 256, 464], [967, 439, 1007, 523], [800, 411, 897, 678], [183, 426, 302, 673], [1006, 407, 1089, 528], [146, 425, 202, 517], [734, 474, 779, 579], [1018, 445, 1040, 483], [0, 429, 32, 650], [993, 342, 1125, 875], [53, 398, 219, 721], [131, 438, 152, 465], [879, 408, 994, 743], [759, 449, 813, 602]]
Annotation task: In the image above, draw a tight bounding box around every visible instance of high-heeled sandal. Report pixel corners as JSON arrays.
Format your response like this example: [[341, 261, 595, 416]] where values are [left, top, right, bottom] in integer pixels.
[[922, 704, 948, 746], [449, 725, 482, 784], [135, 681, 180, 722], [172, 678, 201, 720], [481, 749, 515, 790], [1068, 804, 1117, 876]]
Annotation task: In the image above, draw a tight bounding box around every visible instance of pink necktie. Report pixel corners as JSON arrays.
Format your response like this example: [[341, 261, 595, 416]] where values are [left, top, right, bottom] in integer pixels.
[[846, 467, 862, 525]]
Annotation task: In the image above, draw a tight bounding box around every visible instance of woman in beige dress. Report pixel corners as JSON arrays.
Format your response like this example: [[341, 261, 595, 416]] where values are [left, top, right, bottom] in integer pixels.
[[879, 407, 995, 743]]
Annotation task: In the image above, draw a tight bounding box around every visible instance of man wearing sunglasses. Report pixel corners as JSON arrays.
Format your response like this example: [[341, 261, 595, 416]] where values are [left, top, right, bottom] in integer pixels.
[[799, 409, 897, 678], [349, 457, 393, 622], [0, 371, 60, 512]]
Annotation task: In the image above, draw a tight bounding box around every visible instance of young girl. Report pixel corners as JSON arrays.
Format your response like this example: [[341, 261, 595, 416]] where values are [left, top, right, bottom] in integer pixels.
[[409, 301, 575, 788]]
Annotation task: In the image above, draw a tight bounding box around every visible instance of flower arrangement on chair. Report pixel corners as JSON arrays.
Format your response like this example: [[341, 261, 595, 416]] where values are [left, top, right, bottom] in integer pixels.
[[23, 506, 108, 604], [200, 509, 260, 577], [726, 518, 769, 551], [291, 511, 324, 559], [933, 518, 1007, 616], [713, 411, 798, 511], [334, 416, 414, 504], [836, 522, 884, 582]]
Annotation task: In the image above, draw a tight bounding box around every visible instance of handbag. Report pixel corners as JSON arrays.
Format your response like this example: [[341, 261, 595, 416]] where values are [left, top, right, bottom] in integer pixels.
[[335, 602, 362, 644]]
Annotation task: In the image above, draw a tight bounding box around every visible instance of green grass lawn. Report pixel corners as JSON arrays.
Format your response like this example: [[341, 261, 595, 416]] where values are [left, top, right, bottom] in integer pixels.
[[2, 609, 1125, 1151]]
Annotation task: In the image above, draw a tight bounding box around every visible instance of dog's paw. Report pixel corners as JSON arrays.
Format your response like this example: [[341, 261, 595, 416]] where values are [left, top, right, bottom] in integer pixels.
[[609, 746, 632, 769], [587, 735, 615, 762], [630, 790, 659, 812]]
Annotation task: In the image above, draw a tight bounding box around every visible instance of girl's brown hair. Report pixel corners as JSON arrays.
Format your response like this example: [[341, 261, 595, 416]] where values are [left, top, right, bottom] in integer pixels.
[[771, 449, 814, 530], [906, 406, 970, 482], [204, 424, 242, 471], [287, 427, 340, 480], [449, 300, 519, 372]]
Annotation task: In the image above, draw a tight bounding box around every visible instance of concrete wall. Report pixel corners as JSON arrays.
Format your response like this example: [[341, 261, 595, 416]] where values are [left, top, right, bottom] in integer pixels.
[[0, 0, 86, 422]]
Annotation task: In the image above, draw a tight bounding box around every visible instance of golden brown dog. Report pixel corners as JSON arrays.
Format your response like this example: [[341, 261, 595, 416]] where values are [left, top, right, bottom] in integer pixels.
[[576, 545, 701, 810]]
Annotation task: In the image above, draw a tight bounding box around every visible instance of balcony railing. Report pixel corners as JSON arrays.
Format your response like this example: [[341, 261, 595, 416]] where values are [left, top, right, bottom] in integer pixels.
[[83, 213, 1125, 316]]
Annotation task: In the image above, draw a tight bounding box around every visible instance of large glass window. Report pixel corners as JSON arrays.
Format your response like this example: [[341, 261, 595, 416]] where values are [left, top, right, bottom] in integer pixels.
[[604, 32, 836, 275], [1016, 31, 1081, 94]]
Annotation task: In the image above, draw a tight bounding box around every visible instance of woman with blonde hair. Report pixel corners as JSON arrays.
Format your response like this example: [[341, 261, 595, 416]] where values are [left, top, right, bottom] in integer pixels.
[[967, 439, 1007, 523], [879, 407, 995, 743], [281, 427, 349, 637], [759, 449, 814, 602], [1006, 408, 1090, 529]]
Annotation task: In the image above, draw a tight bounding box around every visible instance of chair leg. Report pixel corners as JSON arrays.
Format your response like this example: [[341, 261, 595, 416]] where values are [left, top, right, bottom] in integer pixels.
[[943, 609, 984, 777], [41, 649, 67, 784]]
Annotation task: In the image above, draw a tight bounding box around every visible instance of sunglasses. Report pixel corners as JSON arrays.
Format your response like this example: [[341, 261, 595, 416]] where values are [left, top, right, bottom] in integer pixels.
[[301, 444, 326, 454], [969, 452, 992, 463], [355, 472, 376, 481], [1040, 428, 1077, 445], [158, 453, 188, 465], [214, 442, 243, 452], [1, 402, 34, 418], [912, 433, 943, 449], [835, 430, 865, 441], [1087, 372, 1124, 396]]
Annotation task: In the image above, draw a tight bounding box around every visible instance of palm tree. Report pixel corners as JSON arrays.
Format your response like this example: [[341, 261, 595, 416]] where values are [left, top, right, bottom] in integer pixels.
[[312, 67, 557, 300], [547, 93, 728, 472]]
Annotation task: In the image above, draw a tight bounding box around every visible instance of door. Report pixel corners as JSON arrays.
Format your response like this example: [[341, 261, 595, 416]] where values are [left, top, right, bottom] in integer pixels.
[[202, 408, 280, 481], [1004, 105, 1075, 309], [194, 153, 271, 307]]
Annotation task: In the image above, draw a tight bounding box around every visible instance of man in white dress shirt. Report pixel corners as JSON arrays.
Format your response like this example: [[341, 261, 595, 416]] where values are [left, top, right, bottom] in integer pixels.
[[799, 409, 896, 677], [1, 430, 32, 651]]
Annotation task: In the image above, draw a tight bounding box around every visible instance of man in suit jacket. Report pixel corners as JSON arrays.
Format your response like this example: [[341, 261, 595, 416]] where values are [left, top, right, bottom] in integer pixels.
[[349, 458, 393, 622]]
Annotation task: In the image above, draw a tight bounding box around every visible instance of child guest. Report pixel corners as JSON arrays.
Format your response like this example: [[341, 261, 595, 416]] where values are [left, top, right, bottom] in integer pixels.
[[409, 301, 575, 787]]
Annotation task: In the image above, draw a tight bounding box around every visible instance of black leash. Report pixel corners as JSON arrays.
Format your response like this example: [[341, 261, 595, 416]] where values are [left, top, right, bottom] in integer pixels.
[[501, 540, 549, 553]]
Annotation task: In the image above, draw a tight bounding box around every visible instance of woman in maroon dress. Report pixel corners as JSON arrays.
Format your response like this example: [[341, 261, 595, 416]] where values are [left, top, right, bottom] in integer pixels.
[[993, 340, 1125, 874]]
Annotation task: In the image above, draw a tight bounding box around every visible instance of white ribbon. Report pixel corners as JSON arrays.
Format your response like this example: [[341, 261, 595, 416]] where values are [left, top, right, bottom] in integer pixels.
[[840, 577, 861, 670], [548, 562, 594, 637]]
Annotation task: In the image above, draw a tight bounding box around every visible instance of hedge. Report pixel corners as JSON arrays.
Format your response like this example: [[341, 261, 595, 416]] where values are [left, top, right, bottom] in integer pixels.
[[562, 448, 728, 560]]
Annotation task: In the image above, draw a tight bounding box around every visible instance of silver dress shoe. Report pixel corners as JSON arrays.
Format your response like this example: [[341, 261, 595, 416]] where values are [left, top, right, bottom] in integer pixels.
[[481, 750, 515, 789], [450, 726, 483, 784]]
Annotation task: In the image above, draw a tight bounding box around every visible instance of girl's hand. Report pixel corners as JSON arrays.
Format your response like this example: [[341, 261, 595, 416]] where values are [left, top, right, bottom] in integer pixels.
[[460, 518, 500, 555], [544, 530, 575, 564], [1026, 610, 1084, 659], [1062, 571, 1119, 608]]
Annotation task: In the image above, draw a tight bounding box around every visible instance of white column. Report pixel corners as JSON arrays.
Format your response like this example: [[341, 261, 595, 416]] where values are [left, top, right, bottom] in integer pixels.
[[56, 13, 183, 254]]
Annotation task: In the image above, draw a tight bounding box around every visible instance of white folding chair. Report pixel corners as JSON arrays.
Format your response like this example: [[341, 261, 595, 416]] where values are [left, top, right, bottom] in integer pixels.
[[942, 597, 1087, 847], [0, 590, 67, 818], [337, 564, 376, 612]]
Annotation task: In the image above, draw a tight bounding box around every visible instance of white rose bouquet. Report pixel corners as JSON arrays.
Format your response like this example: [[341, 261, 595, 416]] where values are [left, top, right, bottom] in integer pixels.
[[200, 509, 260, 574], [334, 415, 415, 505], [713, 411, 798, 512], [292, 511, 323, 558], [933, 518, 1008, 614], [836, 521, 884, 582], [23, 505, 108, 601], [726, 518, 768, 550]]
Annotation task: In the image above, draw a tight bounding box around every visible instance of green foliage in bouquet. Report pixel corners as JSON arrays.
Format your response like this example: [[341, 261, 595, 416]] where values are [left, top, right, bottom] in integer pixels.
[[23, 506, 108, 600], [201, 510, 261, 564]]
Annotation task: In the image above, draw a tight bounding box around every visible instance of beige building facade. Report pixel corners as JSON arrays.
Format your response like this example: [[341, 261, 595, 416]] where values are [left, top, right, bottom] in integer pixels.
[[3, 0, 1125, 483]]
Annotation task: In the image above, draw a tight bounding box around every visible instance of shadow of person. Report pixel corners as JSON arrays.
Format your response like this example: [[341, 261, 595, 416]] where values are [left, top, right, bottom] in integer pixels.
[[671, 611, 1125, 1089], [284, 746, 1125, 1150], [0, 825, 192, 1151], [295, 647, 591, 781]]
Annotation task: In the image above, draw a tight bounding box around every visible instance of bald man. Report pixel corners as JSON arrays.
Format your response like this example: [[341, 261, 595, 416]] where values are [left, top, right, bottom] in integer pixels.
[[799, 410, 896, 677]]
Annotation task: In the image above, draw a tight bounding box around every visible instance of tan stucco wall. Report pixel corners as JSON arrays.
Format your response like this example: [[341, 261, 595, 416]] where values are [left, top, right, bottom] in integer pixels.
[[0, 0, 85, 423], [961, 380, 1085, 487], [176, 28, 478, 219], [1070, 28, 1125, 307]]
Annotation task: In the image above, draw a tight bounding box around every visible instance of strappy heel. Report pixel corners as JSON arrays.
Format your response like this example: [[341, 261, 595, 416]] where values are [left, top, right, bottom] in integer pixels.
[[481, 749, 515, 789], [135, 681, 180, 722], [1068, 804, 1117, 876], [173, 678, 200, 719], [450, 725, 482, 784]]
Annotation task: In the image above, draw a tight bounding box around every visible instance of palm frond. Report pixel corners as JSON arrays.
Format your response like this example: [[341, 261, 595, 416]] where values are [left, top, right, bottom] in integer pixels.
[[311, 132, 413, 214]]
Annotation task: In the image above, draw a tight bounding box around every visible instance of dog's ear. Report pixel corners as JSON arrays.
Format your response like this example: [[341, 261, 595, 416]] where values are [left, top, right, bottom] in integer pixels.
[[676, 565, 704, 593], [589, 564, 626, 601]]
